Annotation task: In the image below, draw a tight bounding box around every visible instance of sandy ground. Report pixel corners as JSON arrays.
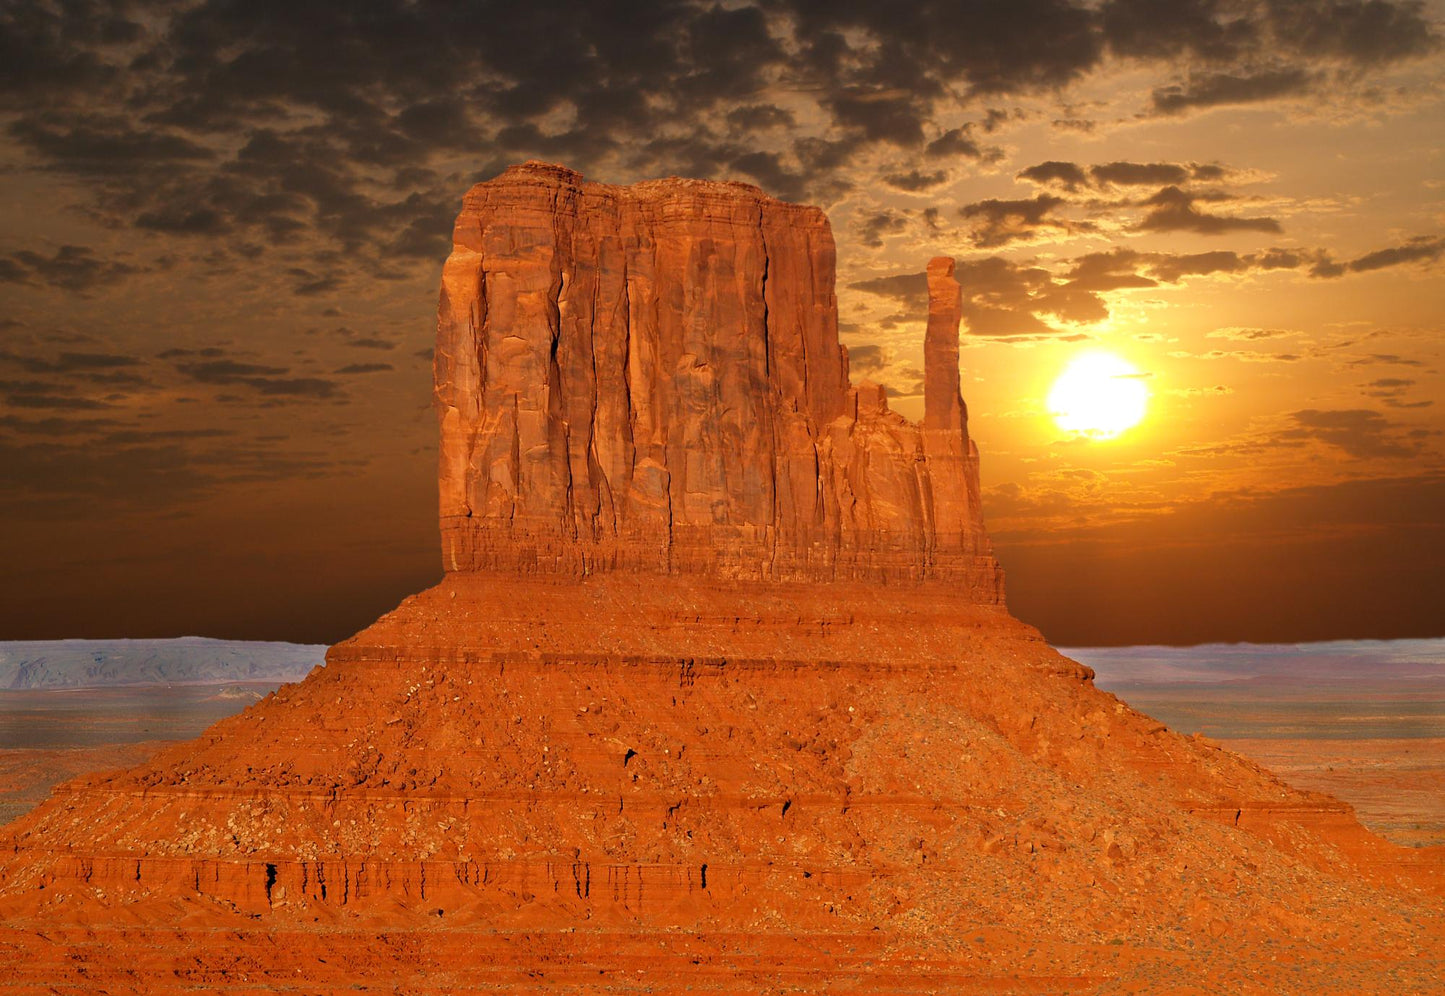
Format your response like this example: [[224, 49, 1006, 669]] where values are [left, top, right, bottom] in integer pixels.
[[1221, 737, 1445, 847]]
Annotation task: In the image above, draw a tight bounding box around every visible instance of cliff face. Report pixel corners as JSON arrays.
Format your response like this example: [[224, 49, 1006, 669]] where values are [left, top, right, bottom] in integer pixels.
[[435, 162, 999, 594]]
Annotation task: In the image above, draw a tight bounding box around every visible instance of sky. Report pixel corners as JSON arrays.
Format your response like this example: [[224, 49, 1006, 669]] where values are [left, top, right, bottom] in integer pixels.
[[1, 0, 1442, 646]]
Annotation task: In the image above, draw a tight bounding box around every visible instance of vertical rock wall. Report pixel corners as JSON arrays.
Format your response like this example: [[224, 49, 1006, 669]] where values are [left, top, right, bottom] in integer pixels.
[[435, 162, 1001, 597]]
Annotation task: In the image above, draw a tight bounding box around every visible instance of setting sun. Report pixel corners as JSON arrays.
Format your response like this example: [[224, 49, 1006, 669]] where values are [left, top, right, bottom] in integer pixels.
[[1047, 352, 1149, 439]]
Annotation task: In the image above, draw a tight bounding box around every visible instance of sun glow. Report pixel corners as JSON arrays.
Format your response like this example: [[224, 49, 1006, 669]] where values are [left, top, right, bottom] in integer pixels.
[[1047, 352, 1149, 438]]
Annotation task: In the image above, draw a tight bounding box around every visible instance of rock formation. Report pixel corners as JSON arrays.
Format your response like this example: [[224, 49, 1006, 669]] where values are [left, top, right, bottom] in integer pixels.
[[0, 164, 1439, 995], [436, 163, 999, 590]]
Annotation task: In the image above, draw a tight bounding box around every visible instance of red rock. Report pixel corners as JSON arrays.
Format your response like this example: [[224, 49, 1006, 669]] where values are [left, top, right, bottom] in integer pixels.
[[436, 162, 1001, 591], [0, 164, 1439, 994]]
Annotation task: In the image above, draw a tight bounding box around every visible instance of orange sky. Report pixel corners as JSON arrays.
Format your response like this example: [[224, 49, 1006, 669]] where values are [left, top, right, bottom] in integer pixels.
[[1, 0, 1442, 644]]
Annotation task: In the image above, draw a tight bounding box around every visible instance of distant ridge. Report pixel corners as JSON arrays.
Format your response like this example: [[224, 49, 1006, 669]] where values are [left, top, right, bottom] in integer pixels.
[[0, 637, 325, 689], [1066, 638, 1445, 687]]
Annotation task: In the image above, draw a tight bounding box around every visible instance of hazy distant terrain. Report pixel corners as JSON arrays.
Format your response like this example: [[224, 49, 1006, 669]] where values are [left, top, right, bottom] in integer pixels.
[[1064, 639, 1445, 693], [0, 637, 325, 689], [1068, 639, 1445, 846]]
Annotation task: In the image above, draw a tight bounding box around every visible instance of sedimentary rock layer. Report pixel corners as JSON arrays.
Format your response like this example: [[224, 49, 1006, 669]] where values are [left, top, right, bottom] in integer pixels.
[[436, 162, 998, 591]]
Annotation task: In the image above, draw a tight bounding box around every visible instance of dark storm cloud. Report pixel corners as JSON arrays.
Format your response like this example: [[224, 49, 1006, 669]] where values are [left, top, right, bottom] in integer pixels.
[[334, 363, 393, 375], [1135, 186, 1282, 235], [0, 245, 141, 291]]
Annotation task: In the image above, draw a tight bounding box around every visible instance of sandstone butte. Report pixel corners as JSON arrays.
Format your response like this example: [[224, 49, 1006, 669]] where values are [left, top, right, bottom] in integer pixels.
[[0, 162, 1440, 995]]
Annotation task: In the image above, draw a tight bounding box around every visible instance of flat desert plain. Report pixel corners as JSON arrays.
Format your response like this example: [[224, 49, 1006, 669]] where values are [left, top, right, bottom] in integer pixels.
[[1067, 639, 1445, 847]]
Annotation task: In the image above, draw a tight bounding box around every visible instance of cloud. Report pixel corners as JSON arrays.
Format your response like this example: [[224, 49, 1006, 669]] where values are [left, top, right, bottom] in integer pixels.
[[1016, 161, 1091, 191], [852, 227, 1442, 341], [1344, 235, 1445, 273], [1135, 186, 1282, 235], [845, 344, 888, 376], [1360, 377, 1433, 409], [172, 356, 341, 400], [960, 194, 1093, 247], [1150, 67, 1315, 114], [7, 112, 217, 175], [1099, 0, 1257, 63], [856, 209, 911, 248], [881, 169, 949, 192], [1346, 352, 1426, 367], [1310, 235, 1445, 278], [0, 349, 140, 374], [1206, 327, 1302, 341], [925, 127, 988, 159], [1018, 159, 1230, 191], [852, 257, 1111, 336], [0, 245, 141, 291], [1280, 408, 1424, 459], [334, 363, 393, 375], [1266, 0, 1440, 65]]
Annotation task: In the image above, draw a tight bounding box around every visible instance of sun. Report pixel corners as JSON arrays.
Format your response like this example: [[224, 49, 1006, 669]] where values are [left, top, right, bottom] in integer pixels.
[[1047, 352, 1149, 439]]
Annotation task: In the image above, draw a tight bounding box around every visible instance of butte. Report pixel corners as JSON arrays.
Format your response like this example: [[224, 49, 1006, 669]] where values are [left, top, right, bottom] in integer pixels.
[[0, 162, 1439, 994]]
